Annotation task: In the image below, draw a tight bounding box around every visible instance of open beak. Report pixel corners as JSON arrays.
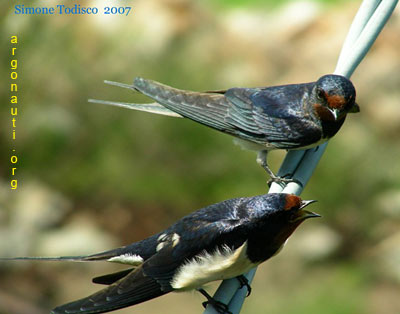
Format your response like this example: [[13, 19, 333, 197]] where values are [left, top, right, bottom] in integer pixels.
[[291, 200, 320, 222], [297, 210, 321, 220]]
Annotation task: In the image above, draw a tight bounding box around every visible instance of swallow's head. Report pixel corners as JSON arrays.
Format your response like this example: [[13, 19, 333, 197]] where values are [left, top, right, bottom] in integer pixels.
[[312, 74, 358, 122], [275, 193, 319, 223], [262, 194, 320, 247]]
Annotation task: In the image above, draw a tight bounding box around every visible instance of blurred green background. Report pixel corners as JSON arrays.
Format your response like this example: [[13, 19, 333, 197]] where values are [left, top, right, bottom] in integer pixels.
[[1, 0, 400, 313]]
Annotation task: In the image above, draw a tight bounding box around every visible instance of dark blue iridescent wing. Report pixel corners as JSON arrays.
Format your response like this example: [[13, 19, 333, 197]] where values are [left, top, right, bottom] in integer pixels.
[[133, 78, 321, 148]]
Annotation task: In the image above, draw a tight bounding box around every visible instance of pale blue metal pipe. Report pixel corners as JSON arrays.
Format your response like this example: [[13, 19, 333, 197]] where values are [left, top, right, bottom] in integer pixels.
[[336, 0, 381, 68], [336, 0, 399, 77]]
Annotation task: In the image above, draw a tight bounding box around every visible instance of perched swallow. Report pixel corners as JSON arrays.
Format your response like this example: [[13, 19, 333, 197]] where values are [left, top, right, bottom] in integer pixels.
[[2, 193, 319, 314], [90, 74, 359, 182]]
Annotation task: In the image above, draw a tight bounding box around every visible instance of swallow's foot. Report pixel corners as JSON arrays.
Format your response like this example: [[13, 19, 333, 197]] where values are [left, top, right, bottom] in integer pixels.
[[267, 175, 302, 188], [256, 151, 299, 187], [236, 275, 251, 297], [198, 288, 232, 314]]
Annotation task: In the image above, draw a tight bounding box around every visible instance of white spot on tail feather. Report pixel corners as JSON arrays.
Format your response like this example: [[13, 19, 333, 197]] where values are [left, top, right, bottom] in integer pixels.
[[107, 254, 143, 266], [171, 233, 180, 247], [171, 241, 257, 290], [158, 233, 167, 241], [156, 232, 180, 252], [156, 242, 165, 252]]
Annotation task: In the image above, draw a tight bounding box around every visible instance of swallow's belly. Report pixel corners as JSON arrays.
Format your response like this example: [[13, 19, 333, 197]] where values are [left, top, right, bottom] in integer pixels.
[[233, 135, 326, 151], [171, 241, 257, 291], [233, 138, 275, 151], [295, 136, 327, 150]]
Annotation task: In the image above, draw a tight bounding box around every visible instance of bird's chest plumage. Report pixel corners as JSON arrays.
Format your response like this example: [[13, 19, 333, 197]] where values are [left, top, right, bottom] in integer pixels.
[[320, 117, 346, 139], [244, 220, 291, 263], [312, 103, 346, 139], [170, 241, 257, 291], [245, 235, 283, 263]]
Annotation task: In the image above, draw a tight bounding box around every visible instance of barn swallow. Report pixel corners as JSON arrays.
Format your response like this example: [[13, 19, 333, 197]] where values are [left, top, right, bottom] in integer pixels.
[[2, 193, 319, 314], [89, 74, 359, 183]]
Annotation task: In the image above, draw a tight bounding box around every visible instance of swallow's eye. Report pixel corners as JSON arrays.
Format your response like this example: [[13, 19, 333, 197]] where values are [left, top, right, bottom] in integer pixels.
[[316, 88, 325, 100]]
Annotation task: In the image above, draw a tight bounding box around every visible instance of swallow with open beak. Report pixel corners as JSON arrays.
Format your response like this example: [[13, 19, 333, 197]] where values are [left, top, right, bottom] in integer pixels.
[[1, 193, 319, 313]]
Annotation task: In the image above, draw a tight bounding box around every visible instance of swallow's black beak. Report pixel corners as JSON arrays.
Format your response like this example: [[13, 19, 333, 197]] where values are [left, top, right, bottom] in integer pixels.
[[297, 210, 321, 220], [349, 102, 360, 113], [300, 199, 317, 209]]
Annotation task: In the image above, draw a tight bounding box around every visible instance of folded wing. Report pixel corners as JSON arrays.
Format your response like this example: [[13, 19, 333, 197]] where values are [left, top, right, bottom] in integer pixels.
[[133, 78, 321, 148]]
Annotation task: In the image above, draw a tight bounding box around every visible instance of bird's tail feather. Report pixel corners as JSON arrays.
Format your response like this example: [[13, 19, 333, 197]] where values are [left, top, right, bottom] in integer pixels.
[[103, 80, 135, 90], [92, 269, 134, 285], [0, 255, 107, 262], [89, 80, 183, 117], [88, 98, 182, 117], [131, 77, 232, 132], [0, 248, 127, 262], [51, 267, 168, 314]]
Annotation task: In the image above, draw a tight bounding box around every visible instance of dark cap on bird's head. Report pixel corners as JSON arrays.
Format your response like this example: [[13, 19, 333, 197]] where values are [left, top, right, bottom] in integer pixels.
[[250, 193, 320, 238], [264, 193, 319, 219], [313, 74, 359, 121], [272, 193, 320, 223]]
